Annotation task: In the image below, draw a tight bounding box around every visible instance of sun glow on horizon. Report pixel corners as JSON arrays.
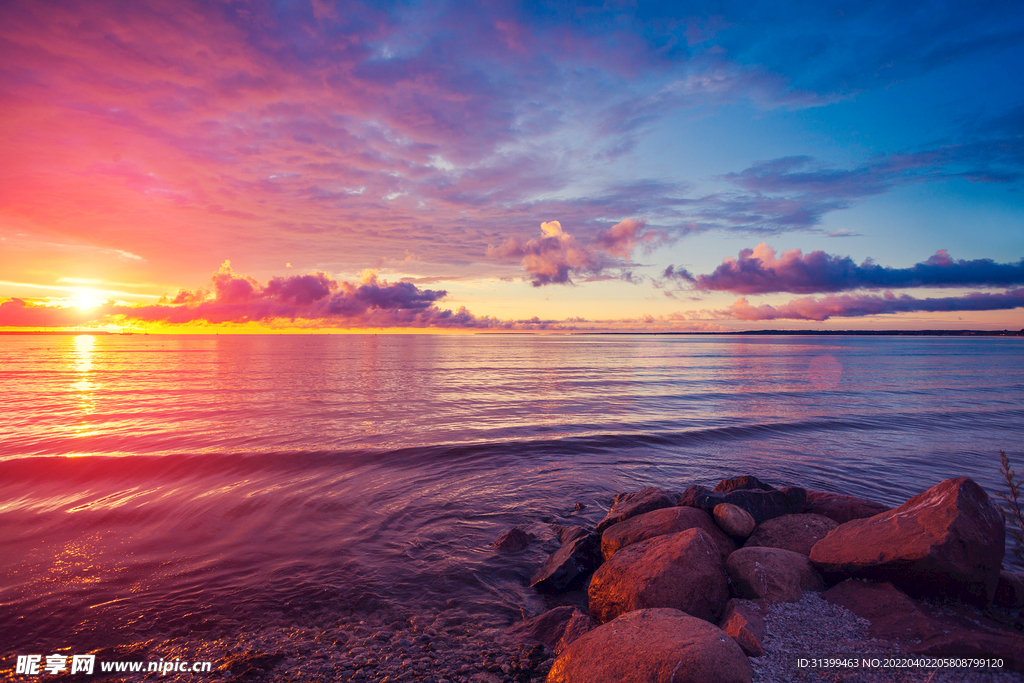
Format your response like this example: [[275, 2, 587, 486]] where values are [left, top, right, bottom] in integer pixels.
[[70, 289, 105, 310]]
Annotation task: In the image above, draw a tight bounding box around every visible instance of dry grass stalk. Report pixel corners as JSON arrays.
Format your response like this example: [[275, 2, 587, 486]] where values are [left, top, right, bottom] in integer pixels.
[[997, 450, 1024, 563]]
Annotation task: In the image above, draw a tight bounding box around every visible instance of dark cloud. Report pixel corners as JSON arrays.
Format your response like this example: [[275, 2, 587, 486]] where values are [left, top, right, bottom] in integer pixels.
[[696, 244, 1024, 294], [662, 264, 696, 282], [723, 287, 1024, 321]]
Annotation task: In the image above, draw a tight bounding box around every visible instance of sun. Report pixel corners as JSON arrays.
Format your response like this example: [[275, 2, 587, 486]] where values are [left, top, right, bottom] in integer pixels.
[[70, 288, 105, 310]]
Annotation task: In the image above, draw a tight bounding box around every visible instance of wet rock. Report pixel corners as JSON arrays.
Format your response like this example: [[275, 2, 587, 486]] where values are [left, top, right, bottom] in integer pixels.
[[600, 506, 735, 562], [714, 503, 756, 540], [822, 579, 1024, 672], [804, 488, 890, 523], [589, 527, 729, 624], [530, 532, 601, 594], [809, 477, 1005, 606], [723, 489, 794, 524], [506, 606, 576, 649], [743, 513, 838, 556], [778, 486, 807, 513], [718, 599, 766, 657], [550, 524, 591, 546], [595, 487, 677, 533], [995, 569, 1024, 609], [492, 527, 531, 551], [554, 610, 596, 656], [679, 485, 794, 524], [546, 608, 751, 683], [713, 475, 776, 492], [677, 485, 724, 511], [726, 547, 825, 602]]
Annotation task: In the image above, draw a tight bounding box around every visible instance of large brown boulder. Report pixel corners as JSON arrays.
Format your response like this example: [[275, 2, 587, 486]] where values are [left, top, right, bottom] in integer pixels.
[[546, 608, 752, 683], [726, 547, 825, 602], [809, 477, 1005, 606], [744, 513, 838, 556], [600, 506, 735, 562], [589, 528, 729, 624], [596, 487, 677, 533], [804, 489, 890, 523], [822, 579, 1024, 672], [718, 599, 766, 657], [530, 532, 601, 593]]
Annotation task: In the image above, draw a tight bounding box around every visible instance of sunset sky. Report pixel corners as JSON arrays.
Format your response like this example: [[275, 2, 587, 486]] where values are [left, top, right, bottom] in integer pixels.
[[2, 0, 1023, 332]]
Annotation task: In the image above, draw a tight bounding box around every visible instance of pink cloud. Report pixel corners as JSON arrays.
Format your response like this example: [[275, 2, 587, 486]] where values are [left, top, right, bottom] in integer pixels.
[[488, 218, 661, 286], [0, 263, 522, 329]]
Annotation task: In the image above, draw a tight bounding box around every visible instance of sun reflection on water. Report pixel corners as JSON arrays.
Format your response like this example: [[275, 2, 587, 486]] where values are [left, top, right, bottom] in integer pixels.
[[71, 335, 97, 432]]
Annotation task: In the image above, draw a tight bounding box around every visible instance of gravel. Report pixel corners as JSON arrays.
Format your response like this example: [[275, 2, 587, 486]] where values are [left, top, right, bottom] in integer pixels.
[[86, 608, 553, 683]]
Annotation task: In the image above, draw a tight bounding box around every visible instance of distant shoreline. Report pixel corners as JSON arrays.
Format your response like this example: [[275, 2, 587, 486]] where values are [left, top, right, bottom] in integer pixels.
[[577, 329, 1024, 336]]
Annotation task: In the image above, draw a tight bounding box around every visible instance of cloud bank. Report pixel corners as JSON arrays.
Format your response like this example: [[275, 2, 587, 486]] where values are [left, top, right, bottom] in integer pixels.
[[693, 244, 1024, 294], [0, 263, 534, 330], [724, 288, 1024, 322]]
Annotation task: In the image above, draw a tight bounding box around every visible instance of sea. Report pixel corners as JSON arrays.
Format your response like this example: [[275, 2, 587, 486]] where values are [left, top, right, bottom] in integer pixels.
[[1, 333, 1022, 668]]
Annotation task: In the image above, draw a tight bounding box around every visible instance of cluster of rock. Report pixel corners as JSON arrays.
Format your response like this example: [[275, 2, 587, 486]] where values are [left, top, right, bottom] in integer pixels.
[[497, 475, 1024, 683]]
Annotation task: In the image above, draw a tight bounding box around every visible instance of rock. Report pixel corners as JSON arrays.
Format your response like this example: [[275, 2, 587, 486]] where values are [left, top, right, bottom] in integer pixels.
[[822, 579, 936, 641], [550, 524, 591, 546], [714, 503, 756, 540], [809, 477, 1005, 606], [743, 513, 838, 556], [778, 486, 807, 513], [554, 610, 596, 656], [507, 606, 576, 648], [822, 579, 1024, 672], [804, 488, 890, 523], [995, 570, 1024, 609], [718, 599, 765, 657], [679, 485, 793, 524], [726, 547, 825, 602], [677, 485, 724, 511], [595, 488, 677, 533], [600, 506, 735, 562], [546, 608, 751, 683], [530, 532, 601, 594], [723, 489, 794, 524], [492, 527, 530, 551], [713, 475, 776, 492], [589, 528, 729, 624]]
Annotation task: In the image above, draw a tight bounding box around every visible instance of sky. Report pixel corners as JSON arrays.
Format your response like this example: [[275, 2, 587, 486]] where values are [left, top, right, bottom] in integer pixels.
[[1, 0, 1023, 332]]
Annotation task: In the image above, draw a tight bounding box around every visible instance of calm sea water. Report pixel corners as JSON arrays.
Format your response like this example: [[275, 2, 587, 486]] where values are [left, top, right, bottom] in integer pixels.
[[1, 334, 1022, 655]]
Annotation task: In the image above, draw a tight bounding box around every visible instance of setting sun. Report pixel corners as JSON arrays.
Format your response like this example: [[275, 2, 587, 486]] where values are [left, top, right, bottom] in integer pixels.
[[70, 289, 104, 310]]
